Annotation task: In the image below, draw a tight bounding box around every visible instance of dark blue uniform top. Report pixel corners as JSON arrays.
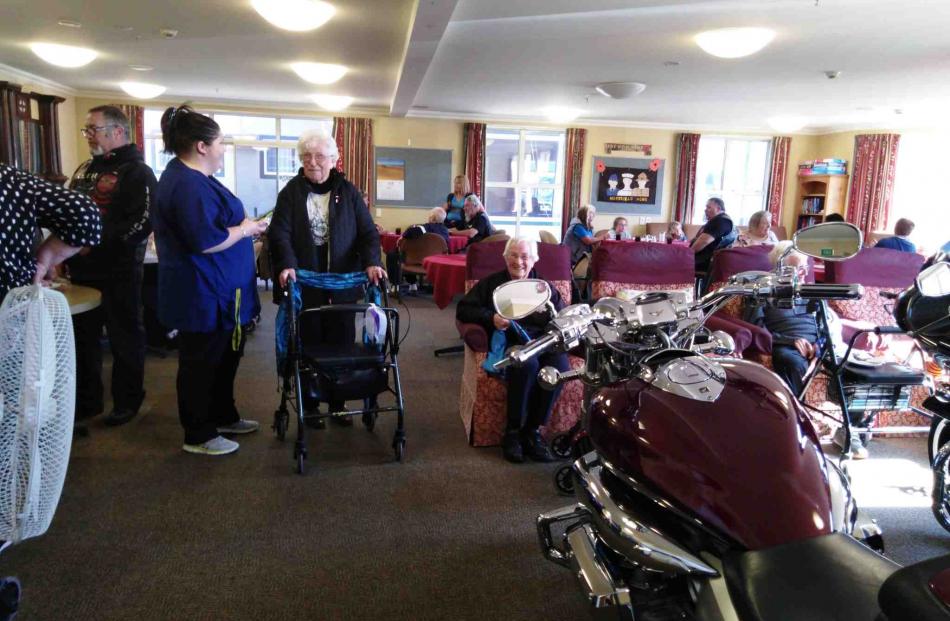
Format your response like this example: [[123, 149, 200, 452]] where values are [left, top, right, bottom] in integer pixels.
[[152, 158, 260, 332]]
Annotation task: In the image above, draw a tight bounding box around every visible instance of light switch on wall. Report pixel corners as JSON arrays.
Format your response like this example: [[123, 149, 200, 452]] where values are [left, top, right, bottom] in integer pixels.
[[639, 217, 647, 224], [376, 208, 382, 218]]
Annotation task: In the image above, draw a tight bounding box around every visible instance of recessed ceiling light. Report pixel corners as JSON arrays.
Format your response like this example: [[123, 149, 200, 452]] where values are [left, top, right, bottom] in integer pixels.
[[119, 81, 166, 99], [30, 42, 98, 68], [543, 106, 583, 123], [57, 19, 82, 28], [768, 116, 807, 133], [128, 64, 154, 72], [252, 0, 335, 32], [595, 82, 647, 99], [311, 94, 353, 111], [290, 62, 347, 85], [695, 27, 775, 59]]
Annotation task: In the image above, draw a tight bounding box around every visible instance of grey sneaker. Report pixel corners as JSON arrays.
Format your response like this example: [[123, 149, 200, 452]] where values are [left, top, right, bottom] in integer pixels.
[[183, 436, 239, 456], [216, 419, 260, 435], [833, 427, 869, 459]]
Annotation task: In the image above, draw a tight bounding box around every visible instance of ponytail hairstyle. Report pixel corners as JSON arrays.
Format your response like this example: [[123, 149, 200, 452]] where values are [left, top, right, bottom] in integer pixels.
[[160, 103, 221, 157]]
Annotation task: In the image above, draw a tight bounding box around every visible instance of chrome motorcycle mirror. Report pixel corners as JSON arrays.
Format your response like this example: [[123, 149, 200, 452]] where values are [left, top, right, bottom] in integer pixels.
[[792, 222, 863, 261], [916, 262, 950, 298], [493, 278, 552, 320]]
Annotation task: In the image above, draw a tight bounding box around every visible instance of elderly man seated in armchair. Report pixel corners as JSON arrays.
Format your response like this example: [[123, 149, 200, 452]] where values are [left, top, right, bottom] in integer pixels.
[[455, 237, 570, 463]]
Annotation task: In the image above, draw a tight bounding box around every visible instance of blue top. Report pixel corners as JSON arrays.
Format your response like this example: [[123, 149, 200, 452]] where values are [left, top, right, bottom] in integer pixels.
[[445, 192, 471, 226], [875, 236, 916, 253], [563, 221, 593, 265], [152, 158, 261, 332], [942, 240, 950, 254]]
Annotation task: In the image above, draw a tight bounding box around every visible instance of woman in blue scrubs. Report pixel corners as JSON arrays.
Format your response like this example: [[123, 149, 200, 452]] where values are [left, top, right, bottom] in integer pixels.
[[152, 105, 268, 456], [444, 174, 474, 229]]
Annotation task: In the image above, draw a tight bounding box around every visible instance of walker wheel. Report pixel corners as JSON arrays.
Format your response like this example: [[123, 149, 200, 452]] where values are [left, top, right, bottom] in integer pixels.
[[296, 451, 306, 475], [555, 465, 574, 496], [394, 438, 406, 462], [550, 433, 572, 459]]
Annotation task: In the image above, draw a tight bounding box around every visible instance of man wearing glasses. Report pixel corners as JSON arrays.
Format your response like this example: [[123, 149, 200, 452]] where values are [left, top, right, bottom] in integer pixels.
[[67, 105, 157, 428]]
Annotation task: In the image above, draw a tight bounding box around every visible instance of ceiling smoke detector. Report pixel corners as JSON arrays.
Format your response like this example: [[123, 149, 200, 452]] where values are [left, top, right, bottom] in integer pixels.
[[594, 82, 647, 99], [824, 70, 841, 79], [160, 29, 178, 39]]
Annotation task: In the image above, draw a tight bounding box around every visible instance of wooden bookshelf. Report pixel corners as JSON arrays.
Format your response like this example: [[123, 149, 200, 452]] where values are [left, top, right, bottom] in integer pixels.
[[795, 174, 848, 231], [0, 81, 66, 184]]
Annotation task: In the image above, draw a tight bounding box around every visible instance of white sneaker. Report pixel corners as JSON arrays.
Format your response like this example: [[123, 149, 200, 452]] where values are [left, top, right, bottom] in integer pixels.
[[183, 436, 239, 456], [216, 419, 260, 435]]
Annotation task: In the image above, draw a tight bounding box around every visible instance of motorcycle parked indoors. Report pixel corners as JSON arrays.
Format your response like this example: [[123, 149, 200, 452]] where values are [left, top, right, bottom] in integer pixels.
[[491, 223, 950, 621]]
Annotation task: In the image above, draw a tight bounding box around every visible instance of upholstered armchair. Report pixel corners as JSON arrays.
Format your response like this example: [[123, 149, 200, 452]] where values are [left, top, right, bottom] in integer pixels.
[[455, 241, 584, 446], [589, 240, 695, 301]]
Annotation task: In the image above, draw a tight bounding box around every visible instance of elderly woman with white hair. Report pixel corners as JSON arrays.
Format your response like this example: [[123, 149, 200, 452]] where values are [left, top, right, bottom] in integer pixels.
[[455, 194, 496, 245], [737, 210, 779, 247], [385, 206, 451, 289], [456, 237, 570, 463], [268, 127, 383, 427]]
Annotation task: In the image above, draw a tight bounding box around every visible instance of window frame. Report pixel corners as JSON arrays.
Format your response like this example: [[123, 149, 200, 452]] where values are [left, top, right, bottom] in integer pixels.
[[693, 134, 773, 226]]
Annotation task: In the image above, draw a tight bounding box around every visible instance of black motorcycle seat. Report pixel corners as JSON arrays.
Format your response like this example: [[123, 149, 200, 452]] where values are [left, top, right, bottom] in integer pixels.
[[723, 533, 899, 621], [879, 553, 950, 621]]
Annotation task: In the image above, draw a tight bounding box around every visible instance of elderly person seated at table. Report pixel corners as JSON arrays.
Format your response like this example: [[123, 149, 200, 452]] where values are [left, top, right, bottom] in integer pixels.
[[268, 127, 383, 427], [563, 205, 609, 265], [610, 216, 632, 241], [456, 237, 569, 463], [455, 195, 496, 245], [384, 207, 451, 288], [875, 218, 916, 253], [737, 210, 779, 247], [666, 220, 687, 243]]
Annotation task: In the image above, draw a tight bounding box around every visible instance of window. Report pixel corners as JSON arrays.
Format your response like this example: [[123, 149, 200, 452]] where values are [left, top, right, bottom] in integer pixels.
[[693, 136, 771, 225], [891, 130, 949, 253], [484, 127, 565, 240], [143, 110, 332, 218]]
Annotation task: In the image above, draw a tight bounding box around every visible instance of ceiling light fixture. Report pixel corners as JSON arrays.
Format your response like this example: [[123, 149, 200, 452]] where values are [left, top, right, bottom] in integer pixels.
[[543, 106, 583, 124], [768, 116, 807, 133], [57, 19, 82, 28], [694, 27, 775, 59], [128, 64, 154, 72], [311, 94, 353, 111], [252, 0, 335, 32], [30, 42, 98, 68], [594, 82, 647, 99], [119, 81, 166, 99], [291, 62, 347, 85]]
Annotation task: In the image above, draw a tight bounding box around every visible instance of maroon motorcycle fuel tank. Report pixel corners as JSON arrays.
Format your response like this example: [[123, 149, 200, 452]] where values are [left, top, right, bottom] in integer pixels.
[[588, 357, 833, 550]]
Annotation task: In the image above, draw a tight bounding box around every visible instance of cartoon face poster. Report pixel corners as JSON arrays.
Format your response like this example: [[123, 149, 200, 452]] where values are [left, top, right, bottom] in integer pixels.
[[589, 156, 664, 215]]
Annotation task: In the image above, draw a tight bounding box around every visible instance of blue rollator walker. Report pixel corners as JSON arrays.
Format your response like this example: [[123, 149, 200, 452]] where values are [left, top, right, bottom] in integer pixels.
[[275, 270, 406, 474]]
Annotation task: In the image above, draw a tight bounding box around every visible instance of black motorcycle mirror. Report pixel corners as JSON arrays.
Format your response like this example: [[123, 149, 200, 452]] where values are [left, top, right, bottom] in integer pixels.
[[917, 262, 950, 298], [790, 221, 863, 261], [493, 278, 553, 320]]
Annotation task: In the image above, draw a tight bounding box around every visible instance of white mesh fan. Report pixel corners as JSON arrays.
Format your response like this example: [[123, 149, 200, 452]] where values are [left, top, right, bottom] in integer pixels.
[[0, 285, 75, 543]]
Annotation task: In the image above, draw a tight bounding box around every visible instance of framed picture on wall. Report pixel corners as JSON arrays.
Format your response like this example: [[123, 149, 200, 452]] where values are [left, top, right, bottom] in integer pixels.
[[589, 155, 664, 215]]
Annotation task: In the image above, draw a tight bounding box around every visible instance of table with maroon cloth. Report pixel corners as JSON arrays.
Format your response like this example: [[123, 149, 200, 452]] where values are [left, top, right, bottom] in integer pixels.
[[381, 232, 468, 254], [423, 254, 468, 309]]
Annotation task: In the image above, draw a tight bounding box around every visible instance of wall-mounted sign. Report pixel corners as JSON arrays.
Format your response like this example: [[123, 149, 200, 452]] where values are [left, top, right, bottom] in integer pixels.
[[604, 142, 653, 156]]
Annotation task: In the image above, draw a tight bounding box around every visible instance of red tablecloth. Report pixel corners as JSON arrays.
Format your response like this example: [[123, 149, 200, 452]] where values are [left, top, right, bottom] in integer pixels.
[[423, 254, 467, 309], [381, 232, 468, 254]]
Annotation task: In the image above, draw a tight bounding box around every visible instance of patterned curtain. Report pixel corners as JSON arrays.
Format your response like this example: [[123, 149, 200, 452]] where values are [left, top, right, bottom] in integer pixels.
[[673, 133, 701, 224], [332, 117, 374, 207], [114, 103, 144, 147], [765, 136, 791, 226], [463, 122, 486, 198], [561, 127, 587, 237], [847, 133, 901, 237]]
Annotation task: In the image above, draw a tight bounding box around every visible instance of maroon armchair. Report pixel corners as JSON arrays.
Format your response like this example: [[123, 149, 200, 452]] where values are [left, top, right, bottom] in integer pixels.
[[454, 241, 582, 446], [589, 241, 694, 301]]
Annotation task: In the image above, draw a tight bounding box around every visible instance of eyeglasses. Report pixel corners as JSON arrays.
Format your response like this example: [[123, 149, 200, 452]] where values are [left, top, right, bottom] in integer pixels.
[[301, 153, 333, 164], [506, 253, 533, 262], [80, 124, 118, 137]]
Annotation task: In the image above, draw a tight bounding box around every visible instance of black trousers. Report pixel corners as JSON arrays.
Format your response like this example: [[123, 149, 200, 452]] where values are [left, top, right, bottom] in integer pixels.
[[772, 344, 810, 398], [505, 351, 571, 433], [73, 266, 146, 418], [177, 329, 245, 445]]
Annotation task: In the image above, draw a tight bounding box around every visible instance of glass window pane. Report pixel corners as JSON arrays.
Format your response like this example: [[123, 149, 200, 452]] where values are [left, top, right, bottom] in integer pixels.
[[694, 138, 725, 220], [746, 141, 769, 192], [485, 129, 520, 183], [485, 186, 516, 217], [280, 117, 332, 141], [523, 131, 562, 185], [144, 109, 164, 137], [231, 145, 278, 218], [143, 138, 174, 178], [214, 114, 276, 141], [722, 140, 749, 193]]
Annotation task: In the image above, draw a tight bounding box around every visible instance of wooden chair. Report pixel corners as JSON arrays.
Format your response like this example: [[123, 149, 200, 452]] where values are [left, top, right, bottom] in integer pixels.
[[594, 229, 609, 238], [400, 233, 448, 282], [481, 233, 510, 244], [645, 222, 668, 237], [539, 230, 559, 244]]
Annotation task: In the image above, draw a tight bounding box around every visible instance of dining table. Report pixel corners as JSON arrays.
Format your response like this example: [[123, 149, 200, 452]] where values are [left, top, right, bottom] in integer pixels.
[[423, 254, 468, 309]]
